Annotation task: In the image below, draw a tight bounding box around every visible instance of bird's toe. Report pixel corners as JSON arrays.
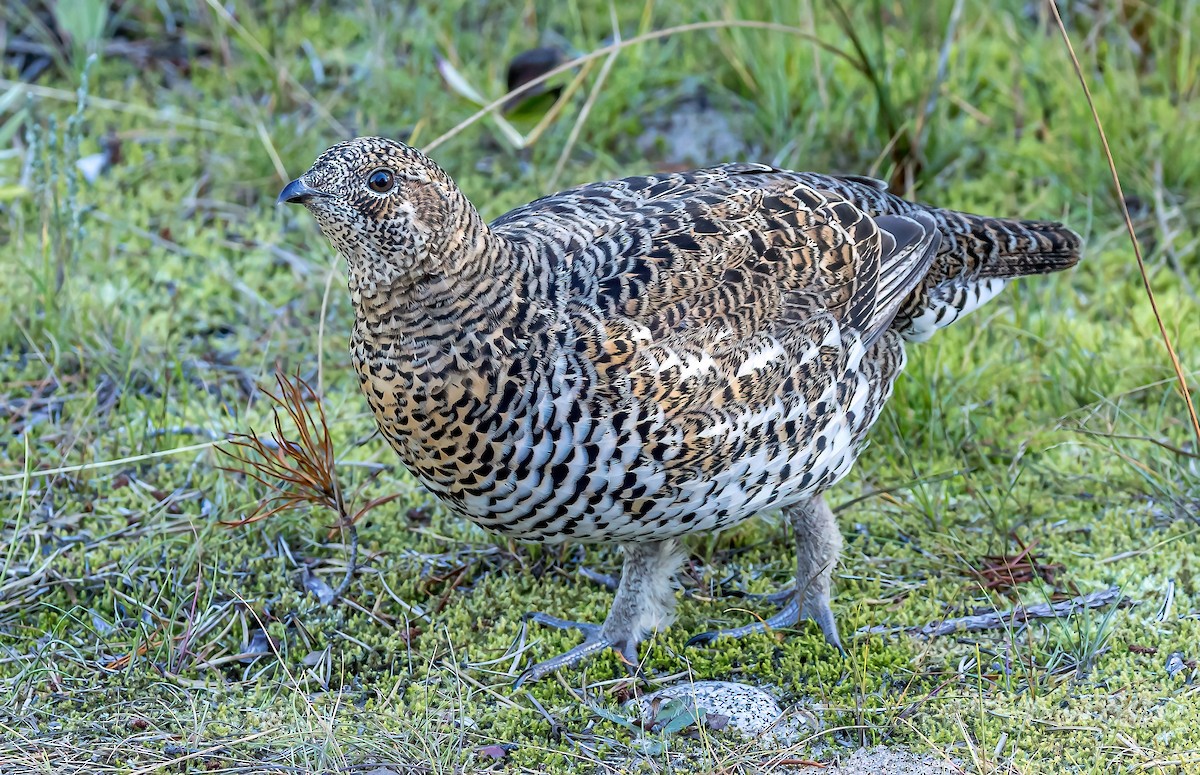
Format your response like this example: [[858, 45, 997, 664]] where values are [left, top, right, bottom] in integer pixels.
[[522, 611, 604, 638], [687, 595, 804, 647], [515, 614, 641, 687], [578, 566, 622, 591], [684, 630, 721, 648]]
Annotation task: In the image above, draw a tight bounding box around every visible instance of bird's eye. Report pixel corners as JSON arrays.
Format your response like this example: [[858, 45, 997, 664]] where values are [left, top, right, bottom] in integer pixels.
[[366, 168, 395, 194]]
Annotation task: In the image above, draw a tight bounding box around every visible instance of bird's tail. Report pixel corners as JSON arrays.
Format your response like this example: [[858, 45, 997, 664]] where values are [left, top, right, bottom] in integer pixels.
[[967, 217, 1082, 279], [894, 213, 1081, 342]]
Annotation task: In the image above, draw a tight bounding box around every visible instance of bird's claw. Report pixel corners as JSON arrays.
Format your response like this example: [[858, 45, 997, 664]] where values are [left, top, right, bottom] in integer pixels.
[[515, 612, 639, 688], [686, 589, 844, 653]]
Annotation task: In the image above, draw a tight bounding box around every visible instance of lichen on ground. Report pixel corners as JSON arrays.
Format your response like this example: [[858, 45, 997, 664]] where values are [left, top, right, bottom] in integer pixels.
[[1, 1, 1198, 773]]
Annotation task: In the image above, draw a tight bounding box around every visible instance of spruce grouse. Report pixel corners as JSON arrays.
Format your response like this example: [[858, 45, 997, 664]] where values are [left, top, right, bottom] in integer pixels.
[[279, 136, 1081, 686]]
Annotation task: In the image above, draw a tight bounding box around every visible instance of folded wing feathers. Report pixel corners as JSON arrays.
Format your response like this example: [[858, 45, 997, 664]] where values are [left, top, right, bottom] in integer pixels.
[[857, 211, 942, 344]]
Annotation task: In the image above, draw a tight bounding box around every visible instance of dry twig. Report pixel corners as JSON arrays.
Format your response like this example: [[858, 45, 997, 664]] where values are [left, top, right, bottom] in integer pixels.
[[219, 370, 400, 603], [859, 586, 1127, 638]]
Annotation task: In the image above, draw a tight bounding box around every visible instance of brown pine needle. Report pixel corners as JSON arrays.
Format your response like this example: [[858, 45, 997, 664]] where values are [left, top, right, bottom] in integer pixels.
[[218, 370, 397, 604]]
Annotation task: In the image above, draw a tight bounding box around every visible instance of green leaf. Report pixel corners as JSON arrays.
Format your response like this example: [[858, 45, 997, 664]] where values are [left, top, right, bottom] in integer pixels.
[[660, 706, 702, 736], [590, 705, 639, 733], [504, 91, 562, 123], [53, 0, 109, 60]]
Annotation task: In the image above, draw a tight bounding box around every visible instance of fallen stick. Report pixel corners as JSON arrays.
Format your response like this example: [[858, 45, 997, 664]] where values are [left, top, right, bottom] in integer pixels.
[[859, 586, 1128, 637]]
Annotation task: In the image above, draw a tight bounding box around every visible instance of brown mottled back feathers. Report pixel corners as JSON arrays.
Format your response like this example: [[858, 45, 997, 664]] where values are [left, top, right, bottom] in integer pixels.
[[493, 163, 943, 343]]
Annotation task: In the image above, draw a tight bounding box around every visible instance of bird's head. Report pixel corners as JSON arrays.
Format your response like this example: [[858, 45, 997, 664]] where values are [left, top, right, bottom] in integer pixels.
[[279, 136, 477, 295]]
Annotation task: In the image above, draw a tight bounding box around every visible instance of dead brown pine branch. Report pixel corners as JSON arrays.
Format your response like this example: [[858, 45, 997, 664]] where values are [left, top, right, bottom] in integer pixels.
[[218, 370, 394, 604]]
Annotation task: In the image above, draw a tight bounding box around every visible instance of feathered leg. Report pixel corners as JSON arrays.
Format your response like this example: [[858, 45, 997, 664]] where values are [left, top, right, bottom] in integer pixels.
[[688, 495, 844, 652], [516, 539, 684, 687]]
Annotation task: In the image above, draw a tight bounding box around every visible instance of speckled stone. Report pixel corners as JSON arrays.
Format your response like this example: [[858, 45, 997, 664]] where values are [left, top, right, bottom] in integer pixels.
[[628, 680, 810, 744]]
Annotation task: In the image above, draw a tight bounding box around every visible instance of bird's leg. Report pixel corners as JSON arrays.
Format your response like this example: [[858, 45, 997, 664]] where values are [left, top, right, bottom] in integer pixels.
[[516, 539, 684, 688], [791, 495, 844, 651], [687, 495, 844, 652]]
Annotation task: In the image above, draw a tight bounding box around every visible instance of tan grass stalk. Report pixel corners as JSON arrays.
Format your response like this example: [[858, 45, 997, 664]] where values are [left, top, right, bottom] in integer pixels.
[[1048, 0, 1200, 449]]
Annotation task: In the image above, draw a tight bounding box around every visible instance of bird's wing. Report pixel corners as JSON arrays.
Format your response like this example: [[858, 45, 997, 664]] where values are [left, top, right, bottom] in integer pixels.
[[492, 163, 941, 348]]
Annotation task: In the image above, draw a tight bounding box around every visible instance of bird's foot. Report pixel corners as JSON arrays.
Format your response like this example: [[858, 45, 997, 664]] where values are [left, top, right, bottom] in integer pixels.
[[514, 539, 683, 687], [515, 612, 639, 688], [686, 586, 844, 654], [690, 497, 846, 653]]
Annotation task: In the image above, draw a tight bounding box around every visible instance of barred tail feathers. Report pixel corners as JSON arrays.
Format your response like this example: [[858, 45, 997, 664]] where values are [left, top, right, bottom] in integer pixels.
[[971, 217, 1082, 279], [895, 214, 1081, 342]]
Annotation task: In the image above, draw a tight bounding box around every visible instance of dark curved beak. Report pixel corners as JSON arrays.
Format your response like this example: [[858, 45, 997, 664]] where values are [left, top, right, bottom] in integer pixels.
[[277, 177, 322, 205]]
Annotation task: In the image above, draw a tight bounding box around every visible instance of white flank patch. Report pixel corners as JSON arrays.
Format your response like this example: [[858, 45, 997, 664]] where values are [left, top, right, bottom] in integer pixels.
[[735, 340, 786, 378], [955, 278, 1007, 320], [657, 347, 719, 381], [904, 279, 1008, 341]]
